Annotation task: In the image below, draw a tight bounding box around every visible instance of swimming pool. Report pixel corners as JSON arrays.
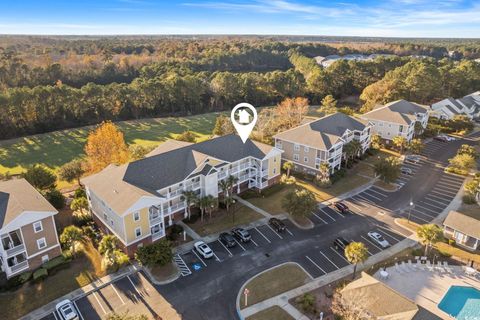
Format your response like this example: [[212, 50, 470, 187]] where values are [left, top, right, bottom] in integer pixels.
[[438, 285, 480, 319]]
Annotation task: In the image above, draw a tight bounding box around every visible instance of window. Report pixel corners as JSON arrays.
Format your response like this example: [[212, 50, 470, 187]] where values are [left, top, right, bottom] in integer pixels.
[[276, 140, 283, 149], [41, 255, 49, 263], [33, 221, 43, 233], [273, 168, 276, 175], [133, 211, 140, 222], [135, 227, 142, 238], [304, 157, 308, 163], [304, 146, 309, 153], [103, 213, 108, 220], [293, 154, 299, 161], [294, 144, 300, 151], [399, 125, 404, 133], [37, 238, 47, 250]]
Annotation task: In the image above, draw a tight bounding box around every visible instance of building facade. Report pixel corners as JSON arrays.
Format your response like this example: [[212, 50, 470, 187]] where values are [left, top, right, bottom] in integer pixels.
[[443, 210, 480, 251], [0, 179, 62, 278], [273, 113, 371, 175], [361, 100, 429, 143], [431, 92, 480, 120], [82, 134, 282, 256]]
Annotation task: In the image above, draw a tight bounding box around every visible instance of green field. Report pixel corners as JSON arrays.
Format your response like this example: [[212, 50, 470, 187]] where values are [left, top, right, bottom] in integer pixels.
[[0, 112, 223, 176]]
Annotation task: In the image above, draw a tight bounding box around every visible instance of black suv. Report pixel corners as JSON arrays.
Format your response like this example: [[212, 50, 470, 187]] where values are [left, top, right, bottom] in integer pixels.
[[333, 237, 351, 252], [232, 227, 251, 242], [333, 202, 349, 214], [269, 218, 286, 232], [219, 232, 236, 248]]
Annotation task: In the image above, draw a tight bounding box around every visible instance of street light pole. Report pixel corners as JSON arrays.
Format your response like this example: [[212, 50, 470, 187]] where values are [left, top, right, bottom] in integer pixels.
[[232, 199, 236, 224]]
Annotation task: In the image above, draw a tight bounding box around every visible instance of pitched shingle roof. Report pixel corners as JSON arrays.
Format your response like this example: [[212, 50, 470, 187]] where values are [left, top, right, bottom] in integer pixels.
[[443, 210, 480, 239], [146, 139, 193, 157], [0, 179, 57, 228], [362, 100, 428, 125], [82, 134, 276, 214], [274, 113, 368, 151], [341, 272, 418, 319]]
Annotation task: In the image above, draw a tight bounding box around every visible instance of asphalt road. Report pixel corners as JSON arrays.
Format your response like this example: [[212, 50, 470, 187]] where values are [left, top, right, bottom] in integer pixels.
[[40, 137, 471, 320]]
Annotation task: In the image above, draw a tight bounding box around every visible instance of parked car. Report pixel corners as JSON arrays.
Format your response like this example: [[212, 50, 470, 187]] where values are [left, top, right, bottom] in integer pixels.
[[232, 227, 251, 242], [56, 300, 79, 320], [434, 134, 455, 142], [401, 167, 413, 175], [367, 232, 390, 248], [333, 202, 349, 214], [333, 237, 351, 253], [405, 155, 421, 164], [194, 241, 214, 259], [219, 232, 236, 248], [269, 218, 286, 232]]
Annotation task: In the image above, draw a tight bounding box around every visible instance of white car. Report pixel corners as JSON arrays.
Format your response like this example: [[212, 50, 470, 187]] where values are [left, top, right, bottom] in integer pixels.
[[367, 232, 390, 248], [194, 241, 214, 259], [56, 300, 79, 320], [405, 155, 421, 164], [401, 167, 413, 175]]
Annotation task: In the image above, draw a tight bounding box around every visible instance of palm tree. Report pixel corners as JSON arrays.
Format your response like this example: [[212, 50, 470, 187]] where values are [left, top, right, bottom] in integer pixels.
[[98, 234, 118, 263], [226, 175, 239, 196], [392, 136, 407, 154], [283, 161, 294, 178], [316, 162, 331, 184], [345, 242, 368, 280], [60, 225, 84, 257], [197, 197, 209, 222], [219, 180, 230, 197], [416, 224, 443, 256], [343, 141, 356, 167], [181, 190, 198, 220], [204, 195, 217, 220]]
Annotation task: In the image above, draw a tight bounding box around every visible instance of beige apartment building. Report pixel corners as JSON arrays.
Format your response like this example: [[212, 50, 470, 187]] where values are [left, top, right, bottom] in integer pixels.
[[0, 179, 62, 278], [273, 112, 372, 175], [82, 134, 282, 256]]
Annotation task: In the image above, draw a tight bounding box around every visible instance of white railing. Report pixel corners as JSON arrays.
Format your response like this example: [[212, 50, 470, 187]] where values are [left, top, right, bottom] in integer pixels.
[[260, 181, 268, 189], [5, 244, 25, 257], [152, 229, 165, 241], [149, 215, 163, 225], [185, 182, 201, 191], [218, 171, 227, 179], [261, 169, 268, 177], [9, 260, 28, 274], [169, 202, 185, 213]]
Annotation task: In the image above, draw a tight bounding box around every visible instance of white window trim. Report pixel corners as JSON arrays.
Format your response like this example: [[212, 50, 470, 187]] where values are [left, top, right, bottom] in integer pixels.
[[33, 221, 43, 233], [135, 227, 142, 238], [41, 255, 49, 263], [304, 157, 309, 163], [293, 154, 299, 161], [304, 146, 309, 152], [133, 211, 140, 222], [37, 237, 47, 250], [294, 144, 300, 151]]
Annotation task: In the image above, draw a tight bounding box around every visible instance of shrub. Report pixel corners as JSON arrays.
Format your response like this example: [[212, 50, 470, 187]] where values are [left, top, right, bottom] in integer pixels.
[[74, 188, 86, 199], [44, 189, 66, 209], [411, 248, 423, 257], [462, 194, 477, 205], [19, 271, 33, 284], [33, 268, 48, 282], [183, 212, 200, 224], [73, 212, 93, 227], [135, 239, 173, 267], [330, 168, 347, 184], [170, 224, 184, 235], [42, 255, 70, 273], [296, 293, 317, 314], [448, 239, 456, 246], [438, 250, 452, 258]]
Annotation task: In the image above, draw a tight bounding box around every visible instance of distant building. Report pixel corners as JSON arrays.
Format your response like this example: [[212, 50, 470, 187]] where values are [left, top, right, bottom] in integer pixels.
[[360, 100, 429, 143], [314, 53, 396, 68], [340, 272, 419, 320], [443, 210, 480, 251], [274, 112, 371, 175], [0, 179, 61, 278]]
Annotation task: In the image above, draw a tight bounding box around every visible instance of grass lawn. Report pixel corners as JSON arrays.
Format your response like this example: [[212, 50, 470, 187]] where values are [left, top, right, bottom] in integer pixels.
[[396, 218, 421, 232], [0, 112, 223, 178], [0, 242, 104, 320], [148, 262, 178, 282], [186, 206, 263, 237], [240, 264, 311, 309], [246, 306, 294, 320], [374, 180, 397, 191]]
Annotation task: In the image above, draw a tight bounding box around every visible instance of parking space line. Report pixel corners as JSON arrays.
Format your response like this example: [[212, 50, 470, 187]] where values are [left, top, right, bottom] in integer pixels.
[[266, 224, 283, 239], [433, 185, 458, 193], [53, 311, 59, 320], [234, 238, 246, 251], [254, 227, 271, 243], [218, 239, 233, 257], [319, 250, 340, 269], [285, 227, 294, 236], [377, 224, 409, 238], [73, 301, 84, 320], [305, 256, 327, 275], [362, 191, 383, 201], [419, 201, 443, 210], [441, 177, 464, 184], [405, 210, 429, 223], [192, 249, 208, 267], [327, 206, 345, 218], [127, 275, 142, 296], [376, 229, 401, 243], [330, 247, 350, 264], [437, 180, 461, 187], [414, 204, 438, 216], [411, 209, 435, 219], [92, 292, 107, 315], [354, 194, 376, 205], [213, 252, 221, 262], [319, 207, 336, 221], [368, 188, 388, 197], [345, 200, 363, 211], [312, 211, 328, 224], [430, 190, 456, 198], [111, 283, 125, 305], [426, 193, 451, 203], [423, 197, 449, 207], [250, 238, 259, 247], [361, 235, 383, 251]]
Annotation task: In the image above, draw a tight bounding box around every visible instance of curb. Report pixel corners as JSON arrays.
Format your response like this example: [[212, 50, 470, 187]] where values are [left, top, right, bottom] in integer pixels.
[[142, 263, 181, 286]]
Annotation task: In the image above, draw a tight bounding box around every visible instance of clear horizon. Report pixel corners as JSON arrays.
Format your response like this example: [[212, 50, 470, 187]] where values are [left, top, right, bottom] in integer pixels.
[[1, 0, 480, 38]]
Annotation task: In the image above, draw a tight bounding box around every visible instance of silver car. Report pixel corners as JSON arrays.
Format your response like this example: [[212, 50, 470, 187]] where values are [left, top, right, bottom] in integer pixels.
[[367, 232, 390, 248], [194, 241, 214, 259], [56, 300, 79, 320]]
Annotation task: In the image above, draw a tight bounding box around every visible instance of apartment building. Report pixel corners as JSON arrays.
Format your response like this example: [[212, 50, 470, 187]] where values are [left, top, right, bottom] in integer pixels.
[[0, 179, 61, 278], [82, 134, 282, 256], [431, 92, 480, 120], [273, 112, 371, 175], [361, 100, 429, 143]]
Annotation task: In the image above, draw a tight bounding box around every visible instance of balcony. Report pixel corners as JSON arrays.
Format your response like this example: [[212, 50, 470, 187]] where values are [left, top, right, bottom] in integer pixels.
[[2, 230, 24, 257], [169, 202, 185, 213], [6, 243, 25, 257], [9, 260, 28, 274], [261, 169, 268, 177], [149, 213, 163, 225], [185, 182, 201, 191]]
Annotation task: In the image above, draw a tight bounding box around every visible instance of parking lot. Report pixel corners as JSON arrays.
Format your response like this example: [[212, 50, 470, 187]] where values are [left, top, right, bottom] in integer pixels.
[[42, 272, 179, 320]]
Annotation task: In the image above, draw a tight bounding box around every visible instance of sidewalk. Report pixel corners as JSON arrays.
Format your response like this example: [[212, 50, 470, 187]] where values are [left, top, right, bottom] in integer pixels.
[[234, 195, 273, 218], [20, 264, 138, 320]]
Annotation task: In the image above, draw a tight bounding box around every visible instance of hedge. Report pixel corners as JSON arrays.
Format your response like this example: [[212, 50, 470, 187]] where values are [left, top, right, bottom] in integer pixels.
[[33, 268, 48, 282], [42, 255, 71, 272]]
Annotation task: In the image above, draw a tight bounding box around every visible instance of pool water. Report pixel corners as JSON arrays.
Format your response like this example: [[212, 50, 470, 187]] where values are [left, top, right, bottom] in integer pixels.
[[438, 286, 480, 319]]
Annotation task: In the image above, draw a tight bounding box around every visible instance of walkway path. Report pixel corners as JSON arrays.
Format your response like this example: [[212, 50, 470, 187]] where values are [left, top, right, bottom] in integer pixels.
[[233, 195, 273, 218], [177, 220, 202, 240]]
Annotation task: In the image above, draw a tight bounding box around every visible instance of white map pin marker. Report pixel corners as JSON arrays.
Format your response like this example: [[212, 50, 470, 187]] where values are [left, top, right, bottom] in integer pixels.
[[231, 103, 257, 143]]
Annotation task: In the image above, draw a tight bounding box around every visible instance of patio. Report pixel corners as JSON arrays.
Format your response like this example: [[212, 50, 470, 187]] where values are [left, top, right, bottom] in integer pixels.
[[374, 263, 480, 319]]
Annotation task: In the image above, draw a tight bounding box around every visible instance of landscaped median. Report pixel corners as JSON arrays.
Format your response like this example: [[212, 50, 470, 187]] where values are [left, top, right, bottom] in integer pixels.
[[246, 306, 294, 320], [239, 263, 312, 311]]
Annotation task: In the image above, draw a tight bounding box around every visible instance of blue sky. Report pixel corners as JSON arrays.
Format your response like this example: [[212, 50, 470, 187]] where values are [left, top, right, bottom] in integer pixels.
[[1, 0, 479, 37]]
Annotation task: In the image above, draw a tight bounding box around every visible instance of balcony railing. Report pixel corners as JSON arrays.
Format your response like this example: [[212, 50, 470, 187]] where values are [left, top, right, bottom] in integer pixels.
[[152, 229, 166, 241], [9, 260, 28, 274], [261, 169, 268, 177], [169, 202, 185, 213], [149, 214, 163, 225], [5, 244, 25, 257]]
